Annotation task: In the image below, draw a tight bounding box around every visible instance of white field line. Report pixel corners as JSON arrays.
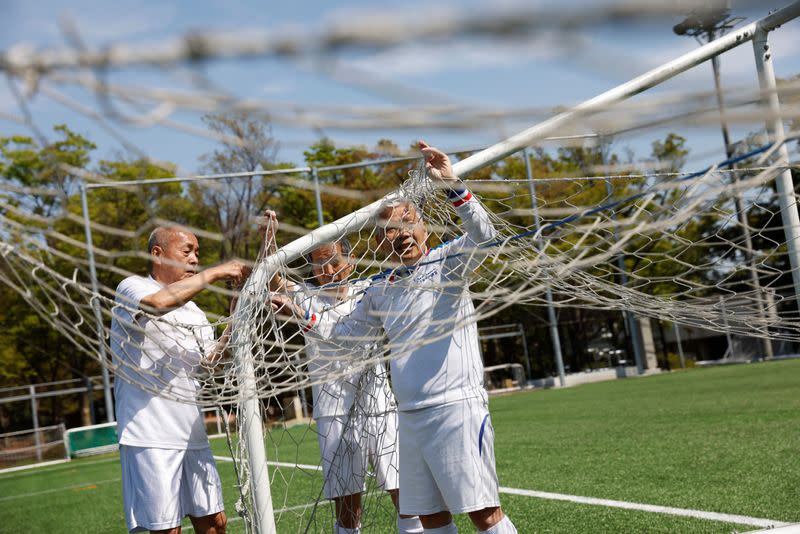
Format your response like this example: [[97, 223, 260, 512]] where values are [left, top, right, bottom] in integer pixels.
[[213, 455, 321, 472], [213, 455, 789, 529], [744, 524, 800, 533], [0, 456, 119, 480], [0, 458, 70, 475], [5, 453, 787, 530], [499, 487, 790, 529], [0, 477, 120, 502]]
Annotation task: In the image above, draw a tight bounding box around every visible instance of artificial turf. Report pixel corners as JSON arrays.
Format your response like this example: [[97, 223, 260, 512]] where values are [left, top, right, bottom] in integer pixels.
[[1, 359, 798, 533]]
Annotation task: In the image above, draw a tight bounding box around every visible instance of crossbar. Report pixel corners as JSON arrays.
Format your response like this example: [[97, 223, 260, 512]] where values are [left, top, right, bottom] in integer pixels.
[[259, 1, 800, 270]]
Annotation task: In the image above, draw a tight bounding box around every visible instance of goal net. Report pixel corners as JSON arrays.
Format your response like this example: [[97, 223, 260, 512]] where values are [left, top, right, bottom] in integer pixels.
[[2, 144, 798, 529], [2, 3, 800, 532], [0, 424, 69, 471]]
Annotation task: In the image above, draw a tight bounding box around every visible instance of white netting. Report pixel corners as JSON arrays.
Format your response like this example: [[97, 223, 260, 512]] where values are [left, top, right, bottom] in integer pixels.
[[3, 149, 799, 398], [2, 140, 799, 529], [3, 2, 800, 531]]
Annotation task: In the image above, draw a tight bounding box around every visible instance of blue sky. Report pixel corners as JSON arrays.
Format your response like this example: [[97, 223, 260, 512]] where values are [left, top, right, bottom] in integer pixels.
[[2, 0, 799, 176]]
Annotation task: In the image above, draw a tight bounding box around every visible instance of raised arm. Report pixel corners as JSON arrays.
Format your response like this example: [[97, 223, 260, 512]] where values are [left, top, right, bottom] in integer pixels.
[[270, 285, 381, 349], [419, 141, 498, 276], [139, 260, 250, 315]]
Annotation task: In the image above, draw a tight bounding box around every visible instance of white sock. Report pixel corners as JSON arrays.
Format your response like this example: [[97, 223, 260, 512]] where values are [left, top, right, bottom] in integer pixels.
[[398, 516, 424, 534], [478, 515, 517, 534], [335, 523, 360, 534], [424, 522, 458, 533]]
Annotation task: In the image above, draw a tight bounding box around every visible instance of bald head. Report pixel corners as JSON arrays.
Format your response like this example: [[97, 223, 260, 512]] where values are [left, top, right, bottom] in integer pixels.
[[147, 226, 200, 283]]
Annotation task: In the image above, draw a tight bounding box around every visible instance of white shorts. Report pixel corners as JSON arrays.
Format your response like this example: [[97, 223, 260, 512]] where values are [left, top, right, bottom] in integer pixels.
[[398, 400, 500, 516], [316, 410, 400, 500], [120, 445, 224, 533]]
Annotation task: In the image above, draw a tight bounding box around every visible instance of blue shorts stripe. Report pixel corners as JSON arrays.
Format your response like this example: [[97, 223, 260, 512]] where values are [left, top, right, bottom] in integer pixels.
[[478, 413, 490, 457]]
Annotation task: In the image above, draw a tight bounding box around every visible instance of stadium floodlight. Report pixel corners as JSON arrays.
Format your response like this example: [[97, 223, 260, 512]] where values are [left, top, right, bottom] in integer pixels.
[[673, 3, 774, 360], [672, 3, 742, 38]]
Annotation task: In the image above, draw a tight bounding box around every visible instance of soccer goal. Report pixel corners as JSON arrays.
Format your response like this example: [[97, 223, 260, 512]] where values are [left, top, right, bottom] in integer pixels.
[[224, 6, 800, 531], [1, 2, 800, 533], [0, 424, 69, 472]]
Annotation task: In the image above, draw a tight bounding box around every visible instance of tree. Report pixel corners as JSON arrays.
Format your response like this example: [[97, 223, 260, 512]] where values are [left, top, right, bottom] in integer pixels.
[[196, 112, 280, 261]]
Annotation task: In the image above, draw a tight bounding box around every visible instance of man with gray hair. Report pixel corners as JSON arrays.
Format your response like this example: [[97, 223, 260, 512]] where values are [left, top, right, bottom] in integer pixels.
[[262, 210, 422, 534], [277, 141, 517, 534], [111, 226, 250, 534]]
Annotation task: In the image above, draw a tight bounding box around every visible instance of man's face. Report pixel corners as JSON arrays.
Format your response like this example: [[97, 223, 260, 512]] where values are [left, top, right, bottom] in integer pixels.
[[152, 230, 200, 284], [310, 243, 353, 287], [376, 203, 428, 265]]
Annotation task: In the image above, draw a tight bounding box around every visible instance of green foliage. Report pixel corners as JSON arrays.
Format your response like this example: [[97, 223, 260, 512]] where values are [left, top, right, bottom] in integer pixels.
[[0, 125, 95, 217], [651, 132, 688, 172]]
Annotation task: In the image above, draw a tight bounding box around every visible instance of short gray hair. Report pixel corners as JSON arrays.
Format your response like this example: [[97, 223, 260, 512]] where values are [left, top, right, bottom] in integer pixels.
[[147, 226, 185, 274], [147, 227, 170, 254], [375, 197, 424, 236], [303, 238, 353, 268]]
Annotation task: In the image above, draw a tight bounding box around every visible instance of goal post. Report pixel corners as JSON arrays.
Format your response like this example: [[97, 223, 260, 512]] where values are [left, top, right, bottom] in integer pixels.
[[229, 6, 800, 530], [0, 424, 69, 472], [251, 0, 800, 272]]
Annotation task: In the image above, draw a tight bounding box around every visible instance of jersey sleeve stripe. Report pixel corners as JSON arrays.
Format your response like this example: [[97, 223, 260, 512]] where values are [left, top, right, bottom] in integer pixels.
[[448, 187, 473, 207], [303, 313, 317, 332]]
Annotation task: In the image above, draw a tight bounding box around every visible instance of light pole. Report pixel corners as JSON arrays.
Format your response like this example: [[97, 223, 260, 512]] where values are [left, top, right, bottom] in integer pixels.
[[673, 6, 774, 359]]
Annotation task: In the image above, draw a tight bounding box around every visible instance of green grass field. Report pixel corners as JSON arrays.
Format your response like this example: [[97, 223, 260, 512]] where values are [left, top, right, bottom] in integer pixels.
[[2, 359, 799, 533]]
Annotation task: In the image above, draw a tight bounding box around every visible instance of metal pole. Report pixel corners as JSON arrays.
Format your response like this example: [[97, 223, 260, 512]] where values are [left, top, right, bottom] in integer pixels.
[[79, 182, 115, 423], [523, 149, 566, 386], [239, 361, 276, 534], [30, 385, 42, 462], [709, 48, 734, 158], [86, 376, 96, 425], [709, 31, 774, 359], [232, 270, 277, 534], [59, 423, 69, 461], [311, 168, 325, 227], [517, 323, 532, 382], [604, 177, 645, 374], [719, 297, 735, 360], [672, 323, 686, 369], [753, 26, 800, 312]]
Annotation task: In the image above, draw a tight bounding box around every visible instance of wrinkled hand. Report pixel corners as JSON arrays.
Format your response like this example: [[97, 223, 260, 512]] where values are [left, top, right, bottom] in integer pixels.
[[211, 260, 251, 287], [259, 209, 279, 247], [419, 140, 458, 183], [270, 292, 303, 320], [257, 209, 279, 258]]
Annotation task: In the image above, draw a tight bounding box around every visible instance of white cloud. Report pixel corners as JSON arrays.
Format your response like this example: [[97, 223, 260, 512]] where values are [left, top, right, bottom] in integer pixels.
[[342, 33, 564, 77], [261, 81, 294, 96], [1, 0, 178, 48]]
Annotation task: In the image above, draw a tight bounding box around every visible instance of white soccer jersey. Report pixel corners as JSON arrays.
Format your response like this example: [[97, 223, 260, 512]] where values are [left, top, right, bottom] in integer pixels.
[[311, 188, 498, 412], [293, 280, 394, 419], [110, 275, 215, 449]]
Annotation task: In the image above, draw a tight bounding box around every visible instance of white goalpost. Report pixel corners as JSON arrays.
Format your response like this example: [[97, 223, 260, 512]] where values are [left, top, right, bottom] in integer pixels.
[[228, 4, 800, 531]]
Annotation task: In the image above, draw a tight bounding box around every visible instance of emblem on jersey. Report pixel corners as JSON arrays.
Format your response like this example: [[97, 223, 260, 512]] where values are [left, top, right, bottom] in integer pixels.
[[414, 270, 438, 283]]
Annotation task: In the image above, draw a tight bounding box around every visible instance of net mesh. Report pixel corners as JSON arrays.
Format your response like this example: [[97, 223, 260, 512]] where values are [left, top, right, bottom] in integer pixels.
[[0, 425, 68, 470], [3, 148, 799, 529], [2, 3, 800, 531]]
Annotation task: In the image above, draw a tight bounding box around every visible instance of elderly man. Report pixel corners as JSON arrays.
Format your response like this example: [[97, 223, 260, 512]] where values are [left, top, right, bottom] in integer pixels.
[[110, 226, 250, 534], [277, 141, 517, 534], [262, 211, 422, 534]]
